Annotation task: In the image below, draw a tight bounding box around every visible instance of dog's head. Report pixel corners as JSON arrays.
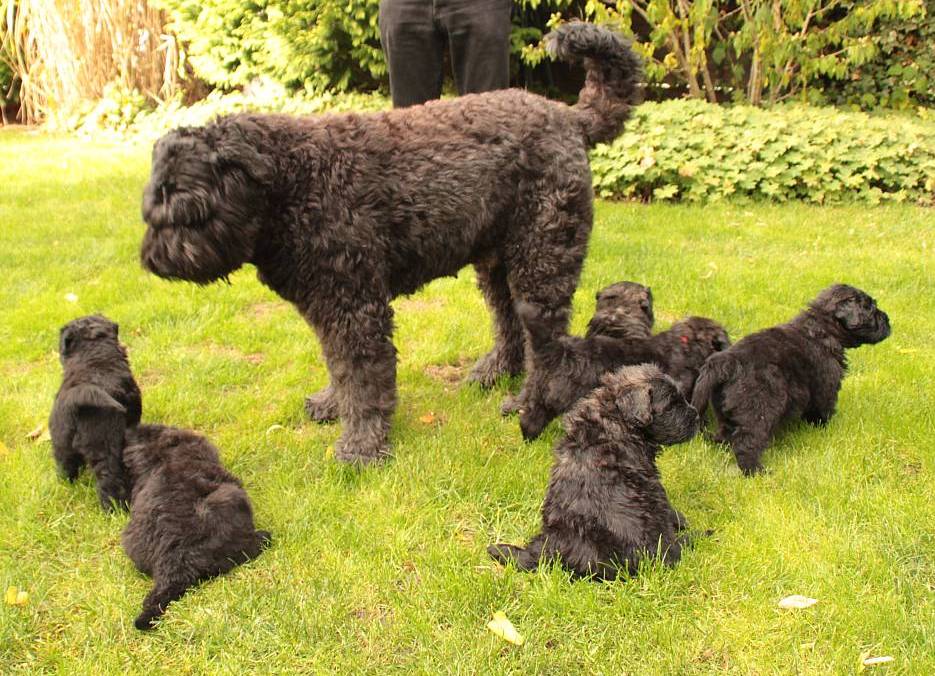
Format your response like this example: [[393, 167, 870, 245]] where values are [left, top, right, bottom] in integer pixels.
[[668, 316, 731, 362], [58, 315, 121, 364], [602, 364, 699, 446], [140, 117, 275, 284], [595, 281, 653, 326], [810, 284, 891, 347]]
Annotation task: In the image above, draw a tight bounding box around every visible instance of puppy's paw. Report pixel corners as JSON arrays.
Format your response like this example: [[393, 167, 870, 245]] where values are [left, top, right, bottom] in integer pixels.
[[467, 347, 523, 388], [500, 395, 522, 417]]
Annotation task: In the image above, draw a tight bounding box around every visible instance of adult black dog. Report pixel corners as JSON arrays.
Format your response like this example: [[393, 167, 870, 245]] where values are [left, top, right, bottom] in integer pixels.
[[692, 284, 890, 475], [49, 315, 141, 511], [139, 23, 642, 465]]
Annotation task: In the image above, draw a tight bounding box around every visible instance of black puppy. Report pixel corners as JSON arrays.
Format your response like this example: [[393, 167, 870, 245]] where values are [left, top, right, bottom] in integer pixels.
[[489, 364, 699, 580], [49, 315, 141, 511], [122, 424, 271, 630], [692, 284, 890, 475], [517, 302, 728, 440], [502, 280, 653, 416], [585, 281, 654, 340]]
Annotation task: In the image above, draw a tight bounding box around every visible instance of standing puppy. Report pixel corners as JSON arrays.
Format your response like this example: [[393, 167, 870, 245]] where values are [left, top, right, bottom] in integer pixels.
[[489, 365, 699, 580], [122, 424, 271, 630], [691, 284, 890, 475], [49, 315, 141, 511]]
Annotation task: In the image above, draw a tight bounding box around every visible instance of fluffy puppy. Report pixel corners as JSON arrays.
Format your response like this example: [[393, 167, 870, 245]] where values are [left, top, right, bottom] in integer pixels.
[[517, 302, 728, 440], [489, 364, 699, 580], [651, 316, 731, 398], [502, 280, 653, 416], [122, 424, 271, 630], [692, 284, 890, 475], [585, 281, 654, 340], [49, 315, 141, 511]]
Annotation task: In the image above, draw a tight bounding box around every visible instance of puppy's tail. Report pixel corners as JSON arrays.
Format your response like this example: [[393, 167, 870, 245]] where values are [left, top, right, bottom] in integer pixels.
[[515, 301, 565, 356], [135, 577, 195, 630], [545, 22, 643, 146], [690, 352, 736, 416]]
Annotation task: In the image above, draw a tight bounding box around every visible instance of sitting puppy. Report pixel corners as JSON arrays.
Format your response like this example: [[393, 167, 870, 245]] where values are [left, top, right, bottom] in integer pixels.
[[517, 302, 729, 440], [502, 280, 653, 417], [49, 315, 141, 511], [585, 281, 654, 340], [691, 284, 890, 475], [122, 424, 271, 630], [489, 364, 699, 580]]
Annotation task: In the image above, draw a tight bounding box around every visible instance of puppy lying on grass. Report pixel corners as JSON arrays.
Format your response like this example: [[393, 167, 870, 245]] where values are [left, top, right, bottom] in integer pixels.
[[50, 315, 141, 511], [122, 424, 271, 630], [516, 300, 729, 440], [692, 283, 890, 475], [489, 364, 699, 580]]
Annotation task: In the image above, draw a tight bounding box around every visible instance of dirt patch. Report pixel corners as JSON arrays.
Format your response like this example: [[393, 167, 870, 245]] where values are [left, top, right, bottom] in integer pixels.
[[396, 296, 444, 313], [248, 301, 288, 320], [424, 356, 472, 383]]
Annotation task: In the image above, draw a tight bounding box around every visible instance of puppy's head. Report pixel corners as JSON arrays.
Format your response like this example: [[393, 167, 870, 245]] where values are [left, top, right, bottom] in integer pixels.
[[602, 364, 699, 446], [140, 117, 274, 284], [595, 281, 653, 326], [810, 284, 891, 347], [668, 316, 731, 362], [58, 315, 120, 364]]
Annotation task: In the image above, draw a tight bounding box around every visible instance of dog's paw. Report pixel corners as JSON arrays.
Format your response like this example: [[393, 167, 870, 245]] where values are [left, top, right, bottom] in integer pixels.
[[305, 387, 340, 423], [466, 347, 523, 388], [500, 395, 523, 417]]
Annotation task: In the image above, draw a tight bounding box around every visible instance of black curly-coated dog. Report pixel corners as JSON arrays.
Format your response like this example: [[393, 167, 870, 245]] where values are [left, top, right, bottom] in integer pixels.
[[586, 281, 654, 340], [138, 23, 642, 465], [691, 284, 890, 475], [488, 364, 699, 580], [121, 424, 270, 630], [516, 300, 729, 440], [49, 315, 141, 511], [501, 280, 653, 416]]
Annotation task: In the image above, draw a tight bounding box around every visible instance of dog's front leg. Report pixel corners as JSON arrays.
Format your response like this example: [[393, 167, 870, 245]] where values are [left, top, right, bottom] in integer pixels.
[[317, 301, 397, 465]]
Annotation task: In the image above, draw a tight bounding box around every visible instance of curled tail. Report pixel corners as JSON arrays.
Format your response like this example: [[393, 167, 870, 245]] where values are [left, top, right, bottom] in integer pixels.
[[545, 21, 643, 146], [515, 301, 566, 356], [690, 352, 737, 416]]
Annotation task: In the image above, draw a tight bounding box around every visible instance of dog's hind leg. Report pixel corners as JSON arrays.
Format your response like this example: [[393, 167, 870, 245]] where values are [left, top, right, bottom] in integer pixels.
[[468, 257, 525, 388]]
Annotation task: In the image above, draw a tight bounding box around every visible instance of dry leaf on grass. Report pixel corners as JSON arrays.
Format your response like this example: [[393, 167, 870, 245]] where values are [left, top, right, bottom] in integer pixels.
[[26, 425, 45, 441], [418, 412, 437, 425], [778, 595, 818, 609], [487, 611, 524, 646], [862, 655, 894, 667], [265, 424, 286, 436], [5, 586, 28, 606]]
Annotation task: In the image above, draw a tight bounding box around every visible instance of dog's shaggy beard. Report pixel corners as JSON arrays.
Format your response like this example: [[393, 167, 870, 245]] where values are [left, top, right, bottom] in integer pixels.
[[140, 134, 265, 285]]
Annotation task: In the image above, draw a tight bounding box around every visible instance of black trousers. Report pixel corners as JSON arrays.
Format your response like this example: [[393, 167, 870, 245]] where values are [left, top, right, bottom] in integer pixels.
[[379, 0, 512, 108]]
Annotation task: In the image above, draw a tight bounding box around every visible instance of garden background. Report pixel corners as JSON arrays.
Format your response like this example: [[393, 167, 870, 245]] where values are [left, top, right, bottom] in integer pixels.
[[1, 1, 933, 672]]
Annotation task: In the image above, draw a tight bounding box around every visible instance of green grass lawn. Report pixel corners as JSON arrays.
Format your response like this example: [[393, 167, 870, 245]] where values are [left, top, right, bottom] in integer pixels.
[[1, 128, 933, 673]]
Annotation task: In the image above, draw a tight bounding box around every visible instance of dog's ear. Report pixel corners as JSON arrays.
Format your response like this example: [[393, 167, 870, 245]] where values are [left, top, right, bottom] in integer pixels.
[[59, 325, 77, 357], [618, 384, 652, 426], [213, 122, 275, 184]]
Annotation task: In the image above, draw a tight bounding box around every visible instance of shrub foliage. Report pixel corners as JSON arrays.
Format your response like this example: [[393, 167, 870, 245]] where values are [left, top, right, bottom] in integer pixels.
[[590, 99, 935, 204]]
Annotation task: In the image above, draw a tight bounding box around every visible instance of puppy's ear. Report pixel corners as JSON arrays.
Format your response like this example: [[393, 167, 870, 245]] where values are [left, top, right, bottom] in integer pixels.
[[59, 326, 77, 357], [618, 385, 652, 427], [833, 298, 862, 330], [214, 123, 275, 184]]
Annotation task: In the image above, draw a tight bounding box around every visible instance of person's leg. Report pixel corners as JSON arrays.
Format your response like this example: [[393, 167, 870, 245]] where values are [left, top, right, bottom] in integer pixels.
[[439, 0, 511, 96], [379, 0, 446, 107]]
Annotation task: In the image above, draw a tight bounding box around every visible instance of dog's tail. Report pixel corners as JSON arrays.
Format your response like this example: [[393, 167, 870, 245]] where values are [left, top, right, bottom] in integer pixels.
[[135, 576, 195, 630], [545, 22, 643, 146], [690, 352, 737, 416], [488, 536, 544, 571]]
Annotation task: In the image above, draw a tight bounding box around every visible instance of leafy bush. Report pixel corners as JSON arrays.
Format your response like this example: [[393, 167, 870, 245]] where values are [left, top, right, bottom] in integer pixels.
[[590, 99, 935, 204]]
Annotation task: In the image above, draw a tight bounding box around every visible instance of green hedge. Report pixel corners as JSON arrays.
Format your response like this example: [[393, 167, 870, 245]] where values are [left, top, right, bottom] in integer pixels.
[[591, 100, 935, 205]]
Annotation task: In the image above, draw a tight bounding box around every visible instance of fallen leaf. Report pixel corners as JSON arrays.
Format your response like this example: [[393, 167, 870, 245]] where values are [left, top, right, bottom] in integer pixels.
[[64, 292, 78, 303], [265, 424, 285, 436], [26, 425, 44, 441], [487, 611, 524, 646], [418, 412, 436, 425], [862, 656, 894, 667], [5, 586, 28, 606], [778, 595, 818, 609]]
